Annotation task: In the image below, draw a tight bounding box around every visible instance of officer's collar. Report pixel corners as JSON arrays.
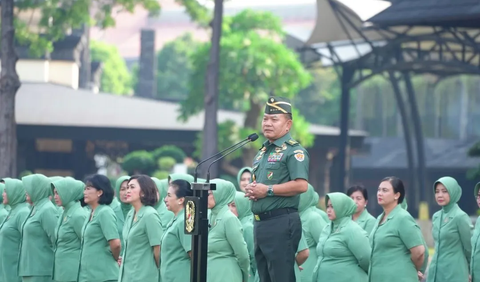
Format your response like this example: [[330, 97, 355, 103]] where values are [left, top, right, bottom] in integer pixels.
[[264, 132, 292, 147]]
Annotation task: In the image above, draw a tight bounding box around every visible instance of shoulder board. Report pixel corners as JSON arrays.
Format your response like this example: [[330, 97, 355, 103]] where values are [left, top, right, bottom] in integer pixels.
[[286, 139, 298, 146]]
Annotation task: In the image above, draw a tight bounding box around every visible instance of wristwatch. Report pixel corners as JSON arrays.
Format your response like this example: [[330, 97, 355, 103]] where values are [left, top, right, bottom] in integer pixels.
[[267, 185, 274, 197]]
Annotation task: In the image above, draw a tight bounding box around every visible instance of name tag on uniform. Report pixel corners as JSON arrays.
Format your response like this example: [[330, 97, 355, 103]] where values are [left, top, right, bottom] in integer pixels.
[[268, 153, 284, 162]]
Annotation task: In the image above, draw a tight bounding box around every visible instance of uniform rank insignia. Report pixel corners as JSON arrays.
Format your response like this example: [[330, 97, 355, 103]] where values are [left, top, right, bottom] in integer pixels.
[[268, 153, 283, 162], [281, 143, 287, 151], [287, 139, 298, 145], [294, 150, 305, 162], [275, 147, 282, 153]]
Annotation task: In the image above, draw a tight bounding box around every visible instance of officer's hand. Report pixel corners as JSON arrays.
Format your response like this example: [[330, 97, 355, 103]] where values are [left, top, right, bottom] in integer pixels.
[[247, 183, 268, 200], [244, 182, 256, 198]]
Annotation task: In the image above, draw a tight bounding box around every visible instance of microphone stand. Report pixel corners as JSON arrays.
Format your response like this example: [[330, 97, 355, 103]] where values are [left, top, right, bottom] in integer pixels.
[[185, 135, 258, 282]]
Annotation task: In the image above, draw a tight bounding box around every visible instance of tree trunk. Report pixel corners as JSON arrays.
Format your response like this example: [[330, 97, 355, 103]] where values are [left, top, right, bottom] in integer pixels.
[[241, 98, 262, 168], [201, 0, 223, 178], [0, 0, 20, 178]]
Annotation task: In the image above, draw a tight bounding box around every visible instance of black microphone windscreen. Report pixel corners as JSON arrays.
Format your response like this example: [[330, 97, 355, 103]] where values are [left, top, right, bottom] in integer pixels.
[[248, 133, 259, 142]]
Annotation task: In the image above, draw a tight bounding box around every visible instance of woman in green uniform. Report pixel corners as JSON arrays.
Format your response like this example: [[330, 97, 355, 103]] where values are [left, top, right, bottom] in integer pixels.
[[208, 179, 250, 282], [78, 174, 121, 282], [369, 176, 425, 282], [237, 167, 252, 192], [49, 176, 64, 215], [0, 182, 9, 223], [427, 176, 472, 282], [312, 192, 370, 282], [161, 179, 193, 282], [298, 184, 326, 282], [229, 191, 256, 281], [151, 177, 174, 231], [400, 197, 430, 275], [51, 177, 87, 282], [0, 178, 30, 282], [471, 182, 480, 282], [347, 185, 376, 235], [19, 174, 59, 282], [119, 175, 163, 282], [112, 175, 129, 262], [115, 176, 131, 219]]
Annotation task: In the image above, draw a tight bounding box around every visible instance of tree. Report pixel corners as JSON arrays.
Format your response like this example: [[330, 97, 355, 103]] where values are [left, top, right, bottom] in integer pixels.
[[0, 0, 160, 177], [468, 141, 480, 180], [179, 10, 312, 176], [131, 33, 200, 100], [201, 0, 223, 178], [90, 40, 133, 95]]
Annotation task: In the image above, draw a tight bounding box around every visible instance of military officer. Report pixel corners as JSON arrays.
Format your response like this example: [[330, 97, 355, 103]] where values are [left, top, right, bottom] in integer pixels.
[[245, 96, 310, 282]]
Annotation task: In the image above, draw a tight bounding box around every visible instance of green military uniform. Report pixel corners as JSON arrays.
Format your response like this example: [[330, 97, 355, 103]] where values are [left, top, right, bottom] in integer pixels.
[[0, 179, 30, 282], [401, 198, 429, 274], [313, 193, 371, 282], [160, 208, 192, 282], [298, 185, 326, 282], [427, 177, 472, 282], [0, 183, 10, 224], [151, 177, 174, 232], [354, 209, 376, 236], [78, 205, 119, 282], [119, 206, 163, 282], [471, 182, 480, 282], [208, 180, 250, 282], [368, 204, 425, 282], [19, 174, 59, 282], [52, 178, 87, 282], [234, 191, 256, 281], [251, 97, 310, 282], [253, 232, 309, 282]]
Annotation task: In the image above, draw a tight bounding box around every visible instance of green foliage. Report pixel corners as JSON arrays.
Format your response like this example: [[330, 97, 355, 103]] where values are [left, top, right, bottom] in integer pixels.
[[152, 170, 170, 180], [179, 10, 313, 148], [468, 141, 480, 180], [174, 0, 210, 26], [154, 33, 200, 100], [295, 67, 340, 126], [468, 141, 480, 157], [13, 0, 160, 56], [121, 150, 156, 175], [18, 170, 33, 179], [90, 40, 133, 95], [158, 157, 176, 171], [152, 145, 187, 163], [192, 120, 256, 159]]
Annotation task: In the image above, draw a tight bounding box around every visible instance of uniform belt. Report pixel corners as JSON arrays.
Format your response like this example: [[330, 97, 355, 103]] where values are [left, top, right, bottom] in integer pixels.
[[254, 208, 298, 221]]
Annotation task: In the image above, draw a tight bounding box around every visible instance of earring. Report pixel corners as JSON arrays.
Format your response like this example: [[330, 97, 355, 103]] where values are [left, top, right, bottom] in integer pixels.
[[364, 205, 367, 208], [394, 198, 398, 200]]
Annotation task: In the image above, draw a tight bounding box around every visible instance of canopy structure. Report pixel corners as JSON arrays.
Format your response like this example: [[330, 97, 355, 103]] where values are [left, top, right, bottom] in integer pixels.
[[298, 0, 480, 211]]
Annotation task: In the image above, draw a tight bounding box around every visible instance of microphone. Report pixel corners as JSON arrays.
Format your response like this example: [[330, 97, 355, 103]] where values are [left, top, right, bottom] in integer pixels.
[[194, 133, 258, 182], [205, 133, 259, 182]]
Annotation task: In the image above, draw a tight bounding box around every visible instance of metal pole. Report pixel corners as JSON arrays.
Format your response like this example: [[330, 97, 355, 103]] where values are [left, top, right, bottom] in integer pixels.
[[337, 66, 354, 192]]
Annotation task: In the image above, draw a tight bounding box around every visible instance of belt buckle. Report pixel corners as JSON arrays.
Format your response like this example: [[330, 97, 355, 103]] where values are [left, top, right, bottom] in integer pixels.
[[254, 214, 260, 221]]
